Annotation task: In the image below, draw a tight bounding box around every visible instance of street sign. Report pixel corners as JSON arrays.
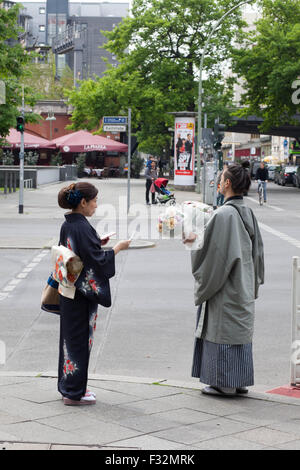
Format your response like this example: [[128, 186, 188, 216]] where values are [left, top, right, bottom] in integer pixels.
[[103, 116, 127, 125], [103, 125, 127, 132]]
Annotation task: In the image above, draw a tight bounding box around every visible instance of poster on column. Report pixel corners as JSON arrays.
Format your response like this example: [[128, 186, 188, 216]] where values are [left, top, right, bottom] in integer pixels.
[[174, 116, 195, 186]]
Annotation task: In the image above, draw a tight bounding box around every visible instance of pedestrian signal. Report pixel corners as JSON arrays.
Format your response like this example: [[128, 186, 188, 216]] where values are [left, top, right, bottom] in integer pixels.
[[16, 116, 25, 133], [213, 122, 226, 150]]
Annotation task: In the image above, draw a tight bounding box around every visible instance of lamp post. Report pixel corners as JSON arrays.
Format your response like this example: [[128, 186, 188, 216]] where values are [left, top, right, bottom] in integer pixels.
[[196, 0, 255, 195], [46, 110, 56, 141]]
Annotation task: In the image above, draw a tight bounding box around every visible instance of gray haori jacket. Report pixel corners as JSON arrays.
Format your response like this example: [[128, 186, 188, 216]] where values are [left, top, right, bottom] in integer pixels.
[[191, 198, 264, 345]]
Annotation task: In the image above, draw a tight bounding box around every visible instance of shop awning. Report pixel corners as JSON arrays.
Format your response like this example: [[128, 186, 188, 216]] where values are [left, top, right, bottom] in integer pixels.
[[50, 130, 128, 153], [1, 128, 56, 149]]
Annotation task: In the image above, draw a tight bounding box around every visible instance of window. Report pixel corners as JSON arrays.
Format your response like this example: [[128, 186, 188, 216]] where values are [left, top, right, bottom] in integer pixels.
[[39, 25, 45, 32], [39, 7, 45, 14]]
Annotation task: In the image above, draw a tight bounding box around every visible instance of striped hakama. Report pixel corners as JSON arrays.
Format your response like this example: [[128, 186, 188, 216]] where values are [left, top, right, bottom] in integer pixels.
[[192, 306, 254, 388]]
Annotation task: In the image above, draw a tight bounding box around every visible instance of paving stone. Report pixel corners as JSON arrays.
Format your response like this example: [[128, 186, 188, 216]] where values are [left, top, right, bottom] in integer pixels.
[[0, 441, 50, 450], [235, 427, 298, 446], [70, 421, 144, 446], [107, 434, 194, 450], [0, 421, 80, 446], [153, 417, 256, 446], [117, 408, 216, 434], [193, 436, 266, 450], [276, 440, 300, 450]]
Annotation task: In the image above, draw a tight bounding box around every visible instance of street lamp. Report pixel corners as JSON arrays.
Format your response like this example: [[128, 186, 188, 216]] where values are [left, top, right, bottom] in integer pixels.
[[196, 0, 255, 195], [46, 110, 56, 140]]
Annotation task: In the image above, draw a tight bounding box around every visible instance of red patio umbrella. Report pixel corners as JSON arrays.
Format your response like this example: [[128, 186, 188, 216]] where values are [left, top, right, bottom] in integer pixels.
[[51, 130, 128, 153], [2, 128, 56, 149]]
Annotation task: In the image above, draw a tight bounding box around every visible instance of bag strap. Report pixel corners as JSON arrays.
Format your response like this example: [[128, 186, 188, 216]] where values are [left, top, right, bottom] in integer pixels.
[[226, 203, 254, 245]]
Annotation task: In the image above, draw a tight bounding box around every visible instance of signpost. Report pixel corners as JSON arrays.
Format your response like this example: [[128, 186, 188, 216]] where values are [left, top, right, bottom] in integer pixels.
[[103, 115, 131, 214], [103, 125, 126, 132], [18, 85, 25, 214], [103, 116, 127, 125]]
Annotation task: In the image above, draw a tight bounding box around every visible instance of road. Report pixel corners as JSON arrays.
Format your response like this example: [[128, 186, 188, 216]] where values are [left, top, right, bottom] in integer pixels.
[[0, 179, 299, 392]]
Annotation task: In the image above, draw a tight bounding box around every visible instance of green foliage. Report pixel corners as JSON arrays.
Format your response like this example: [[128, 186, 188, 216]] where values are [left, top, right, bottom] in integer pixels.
[[24, 151, 39, 166], [130, 152, 144, 178], [50, 152, 63, 166], [67, 0, 246, 155], [232, 0, 300, 131], [0, 4, 39, 142], [76, 152, 86, 177], [23, 52, 75, 100], [0, 150, 14, 165]]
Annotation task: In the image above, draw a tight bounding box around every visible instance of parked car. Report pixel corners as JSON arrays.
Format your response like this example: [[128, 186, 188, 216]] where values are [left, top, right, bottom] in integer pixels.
[[266, 164, 280, 181], [293, 166, 300, 188], [274, 165, 282, 184], [277, 166, 298, 186]]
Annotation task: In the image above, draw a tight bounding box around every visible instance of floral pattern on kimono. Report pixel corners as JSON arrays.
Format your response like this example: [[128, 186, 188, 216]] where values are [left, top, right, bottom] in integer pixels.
[[89, 310, 98, 351], [59, 214, 115, 307], [80, 269, 101, 296], [63, 340, 78, 378]]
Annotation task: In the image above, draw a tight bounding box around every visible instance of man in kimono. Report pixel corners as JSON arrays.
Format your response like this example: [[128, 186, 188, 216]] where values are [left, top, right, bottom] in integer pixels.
[[185, 164, 264, 397]]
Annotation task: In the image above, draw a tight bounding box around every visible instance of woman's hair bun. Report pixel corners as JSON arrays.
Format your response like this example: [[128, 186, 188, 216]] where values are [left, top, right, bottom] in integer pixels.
[[58, 182, 98, 210]]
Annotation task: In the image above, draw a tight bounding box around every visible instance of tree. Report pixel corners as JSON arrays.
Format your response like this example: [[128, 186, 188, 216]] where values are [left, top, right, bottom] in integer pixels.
[[23, 51, 75, 100], [232, 0, 300, 132], [0, 3, 39, 143], [67, 0, 245, 155]]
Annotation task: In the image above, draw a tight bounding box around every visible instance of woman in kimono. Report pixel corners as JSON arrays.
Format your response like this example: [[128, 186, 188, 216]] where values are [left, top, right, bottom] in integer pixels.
[[185, 164, 264, 397], [57, 182, 130, 405]]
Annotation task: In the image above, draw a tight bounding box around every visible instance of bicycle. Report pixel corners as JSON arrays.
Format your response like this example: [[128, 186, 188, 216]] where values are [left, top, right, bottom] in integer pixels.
[[257, 179, 264, 206]]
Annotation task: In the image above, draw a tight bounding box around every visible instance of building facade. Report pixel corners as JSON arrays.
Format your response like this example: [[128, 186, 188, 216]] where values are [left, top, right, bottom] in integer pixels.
[[15, 0, 129, 78]]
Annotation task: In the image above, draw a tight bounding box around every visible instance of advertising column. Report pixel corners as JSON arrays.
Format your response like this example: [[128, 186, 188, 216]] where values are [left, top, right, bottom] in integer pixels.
[[174, 115, 195, 188]]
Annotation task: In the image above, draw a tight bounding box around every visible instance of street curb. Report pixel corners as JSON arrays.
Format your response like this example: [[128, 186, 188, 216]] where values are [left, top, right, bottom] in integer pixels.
[[0, 240, 157, 250], [1, 371, 299, 407]]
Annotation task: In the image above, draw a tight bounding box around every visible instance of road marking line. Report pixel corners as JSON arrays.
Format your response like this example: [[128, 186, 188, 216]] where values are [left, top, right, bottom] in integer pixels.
[[259, 222, 300, 249], [0, 250, 49, 301], [17, 273, 28, 279], [8, 279, 22, 286], [3, 285, 16, 292], [245, 196, 284, 212]]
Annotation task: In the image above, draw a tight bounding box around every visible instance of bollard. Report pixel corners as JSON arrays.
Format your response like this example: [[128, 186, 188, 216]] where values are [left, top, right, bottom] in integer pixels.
[[291, 257, 300, 386], [0, 340, 5, 365]]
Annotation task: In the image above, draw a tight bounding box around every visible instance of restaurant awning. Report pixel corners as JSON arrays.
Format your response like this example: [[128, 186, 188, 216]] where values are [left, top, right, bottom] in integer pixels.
[[1, 128, 56, 149], [50, 130, 128, 153]]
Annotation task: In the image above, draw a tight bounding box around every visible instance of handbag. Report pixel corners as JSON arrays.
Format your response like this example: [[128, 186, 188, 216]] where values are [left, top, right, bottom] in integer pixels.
[[150, 182, 155, 193], [41, 274, 60, 315]]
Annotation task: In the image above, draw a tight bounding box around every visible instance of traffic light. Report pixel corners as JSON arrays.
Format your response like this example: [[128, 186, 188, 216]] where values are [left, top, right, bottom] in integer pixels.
[[16, 116, 25, 133], [213, 122, 226, 150], [217, 150, 223, 171]]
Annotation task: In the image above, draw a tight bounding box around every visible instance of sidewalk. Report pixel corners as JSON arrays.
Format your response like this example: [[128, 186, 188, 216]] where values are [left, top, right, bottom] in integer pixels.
[[1, 179, 300, 450], [1, 373, 300, 450]]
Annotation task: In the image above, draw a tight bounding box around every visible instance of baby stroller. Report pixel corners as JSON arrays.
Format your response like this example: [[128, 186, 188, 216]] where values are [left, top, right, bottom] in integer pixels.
[[154, 178, 176, 205]]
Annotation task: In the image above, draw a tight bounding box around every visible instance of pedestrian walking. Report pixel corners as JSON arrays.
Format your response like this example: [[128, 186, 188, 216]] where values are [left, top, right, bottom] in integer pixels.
[[57, 182, 131, 405], [184, 164, 264, 397], [145, 160, 158, 205]]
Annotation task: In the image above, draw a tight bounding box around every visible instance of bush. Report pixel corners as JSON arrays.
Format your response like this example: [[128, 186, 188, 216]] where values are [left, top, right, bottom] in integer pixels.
[[76, 153, 86, 177], [0, 150, 14, 165], [130, 152, 144, 178], [25, 151, 39, 166], [50, 153, 62, 166]]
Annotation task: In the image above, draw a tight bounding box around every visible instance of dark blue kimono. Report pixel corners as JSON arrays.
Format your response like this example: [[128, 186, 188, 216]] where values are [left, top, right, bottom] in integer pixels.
[[58, 213, 115, 401]]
